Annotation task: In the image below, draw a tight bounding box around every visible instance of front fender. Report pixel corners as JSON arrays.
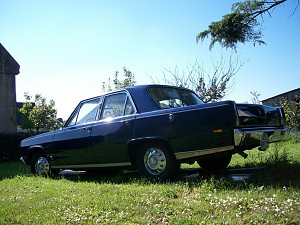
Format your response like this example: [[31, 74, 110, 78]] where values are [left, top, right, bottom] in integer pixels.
[[20, 145, 45, 165]]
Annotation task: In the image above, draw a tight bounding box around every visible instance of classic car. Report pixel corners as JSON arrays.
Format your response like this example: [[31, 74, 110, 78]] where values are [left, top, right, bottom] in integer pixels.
[[20, 84, 288, 180]]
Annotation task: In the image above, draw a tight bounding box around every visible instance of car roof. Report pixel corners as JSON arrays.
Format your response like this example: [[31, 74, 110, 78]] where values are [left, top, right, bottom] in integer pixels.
[[125, 84, 197, 113], [82, 84, 195, 113]]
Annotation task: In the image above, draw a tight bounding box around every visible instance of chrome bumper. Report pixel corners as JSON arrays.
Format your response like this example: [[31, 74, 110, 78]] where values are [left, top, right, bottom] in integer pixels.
[[234, 127, 289, 150]]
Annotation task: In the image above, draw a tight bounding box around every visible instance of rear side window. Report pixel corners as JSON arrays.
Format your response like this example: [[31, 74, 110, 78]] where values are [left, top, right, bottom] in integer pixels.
[[100, 93, 136, 119], [148, 86, 203, 109]]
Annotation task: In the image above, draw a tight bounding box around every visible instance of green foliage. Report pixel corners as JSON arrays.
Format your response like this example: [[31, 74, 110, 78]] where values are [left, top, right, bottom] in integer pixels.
[[101, 67, 136, 92], [117, 67, 136, 88], [197, 0, 288, 50], [0, 133, 30, 162], [281, 97, 300, 130], [18, 93, 61, 134]]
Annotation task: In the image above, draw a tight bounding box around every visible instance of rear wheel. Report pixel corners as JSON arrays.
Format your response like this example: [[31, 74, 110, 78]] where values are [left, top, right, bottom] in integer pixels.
[[137, 142, 179, 181], [31, 152, 51, 176], [197, 154, 232, 170]]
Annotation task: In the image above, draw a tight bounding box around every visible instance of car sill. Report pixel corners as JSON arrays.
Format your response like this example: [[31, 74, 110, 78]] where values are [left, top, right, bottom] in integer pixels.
[[51, 162, 132, 169], [175, 145, 234, 160]]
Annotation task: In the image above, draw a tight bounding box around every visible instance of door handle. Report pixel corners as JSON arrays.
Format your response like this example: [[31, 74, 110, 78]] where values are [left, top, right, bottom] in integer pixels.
[[83, 126, 92, 132], [169, 114, 174, 122], [121, 119, 133, 124]]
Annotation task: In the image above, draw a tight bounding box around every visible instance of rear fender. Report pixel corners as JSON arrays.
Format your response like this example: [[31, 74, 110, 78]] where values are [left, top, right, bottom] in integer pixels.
[[127, 137, 171, 165]]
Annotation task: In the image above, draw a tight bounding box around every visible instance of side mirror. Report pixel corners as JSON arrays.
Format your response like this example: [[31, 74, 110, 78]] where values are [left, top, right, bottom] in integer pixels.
[[57, 118, 64, 124]]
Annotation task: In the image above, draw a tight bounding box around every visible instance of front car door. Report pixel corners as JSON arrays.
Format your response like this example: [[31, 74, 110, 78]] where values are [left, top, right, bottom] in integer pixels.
[[50, 97, 101, 168], [90, 92, 136, 167]]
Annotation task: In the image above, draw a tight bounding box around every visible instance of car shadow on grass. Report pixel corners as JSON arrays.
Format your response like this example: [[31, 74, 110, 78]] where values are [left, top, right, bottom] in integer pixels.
[[56, 162, 300, 189], [58, 169, 142, 183], [2, 161, 299, 189], [181, 162, 300, 188]]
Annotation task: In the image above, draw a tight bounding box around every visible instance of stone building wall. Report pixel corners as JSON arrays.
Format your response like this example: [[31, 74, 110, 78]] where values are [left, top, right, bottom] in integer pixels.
[[262, 88, 300, 107], [0, 43, 20, 133]]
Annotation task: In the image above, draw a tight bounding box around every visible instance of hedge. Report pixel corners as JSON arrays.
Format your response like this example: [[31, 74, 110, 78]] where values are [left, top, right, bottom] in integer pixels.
[[0, 133, 31, 162]]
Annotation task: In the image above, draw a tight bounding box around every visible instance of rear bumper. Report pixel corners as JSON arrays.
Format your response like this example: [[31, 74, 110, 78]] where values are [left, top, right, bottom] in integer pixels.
[[234, 127, 289, 150]]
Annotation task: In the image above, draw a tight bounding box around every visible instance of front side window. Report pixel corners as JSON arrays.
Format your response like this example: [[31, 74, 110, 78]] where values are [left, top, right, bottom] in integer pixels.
[[68, 98, 100, 126], [101, 93, 135, 120], [148, 86, 203, 109]]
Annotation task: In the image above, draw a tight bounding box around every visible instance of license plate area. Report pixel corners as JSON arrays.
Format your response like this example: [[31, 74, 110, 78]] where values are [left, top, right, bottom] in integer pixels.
[[260, 132, 269, 151]]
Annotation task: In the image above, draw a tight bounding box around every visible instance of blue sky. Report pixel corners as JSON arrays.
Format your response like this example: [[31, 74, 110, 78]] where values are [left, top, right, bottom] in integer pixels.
[[1, 0, 300, 118]]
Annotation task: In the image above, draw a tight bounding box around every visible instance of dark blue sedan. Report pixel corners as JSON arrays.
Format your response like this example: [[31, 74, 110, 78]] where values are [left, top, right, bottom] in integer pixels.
[[20, 85, 288, 180]]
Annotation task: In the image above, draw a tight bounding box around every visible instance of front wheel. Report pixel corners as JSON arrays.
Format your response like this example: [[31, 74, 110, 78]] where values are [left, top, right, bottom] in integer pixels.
[[31, 152, 51, 176], [137, 142, 179, 181]]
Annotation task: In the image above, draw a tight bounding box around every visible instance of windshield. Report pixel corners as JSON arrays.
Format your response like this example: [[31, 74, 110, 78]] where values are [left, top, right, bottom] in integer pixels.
[[148, 86, 203, 109]]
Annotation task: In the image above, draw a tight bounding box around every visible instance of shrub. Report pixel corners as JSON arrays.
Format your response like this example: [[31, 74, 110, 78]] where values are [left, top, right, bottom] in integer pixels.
[[281, 97, 300, 130], [0, 133, 30, 162]]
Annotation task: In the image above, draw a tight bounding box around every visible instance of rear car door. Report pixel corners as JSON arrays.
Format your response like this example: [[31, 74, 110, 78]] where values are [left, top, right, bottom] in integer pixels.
[[91, 92, 136, 166]]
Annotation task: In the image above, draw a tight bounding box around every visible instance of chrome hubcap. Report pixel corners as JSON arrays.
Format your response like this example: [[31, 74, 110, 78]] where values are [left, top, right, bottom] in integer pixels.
[[144, 148, 166, 175], [35, 157, 50, 175]]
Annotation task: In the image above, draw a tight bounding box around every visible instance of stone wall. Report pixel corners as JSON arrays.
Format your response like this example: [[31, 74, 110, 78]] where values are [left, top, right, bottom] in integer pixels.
[[0, 43, 20, 133], [262, 88, 300, 107]]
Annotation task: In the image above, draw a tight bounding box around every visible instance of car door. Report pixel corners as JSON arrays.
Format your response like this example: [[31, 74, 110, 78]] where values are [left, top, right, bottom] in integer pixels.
[[90, 92, 136, 166], [50, 97, 101, 167]]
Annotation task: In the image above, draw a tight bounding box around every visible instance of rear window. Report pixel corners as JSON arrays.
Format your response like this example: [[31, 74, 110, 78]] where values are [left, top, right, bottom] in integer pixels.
[[148, 86, 203, 109]]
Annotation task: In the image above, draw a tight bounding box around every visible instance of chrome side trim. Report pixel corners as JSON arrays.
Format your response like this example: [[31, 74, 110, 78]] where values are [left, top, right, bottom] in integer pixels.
[[174, 145, 234, 160], [28, 145, 44, 150], [51, 162, 132, 169], [234, 127, 288, 146]]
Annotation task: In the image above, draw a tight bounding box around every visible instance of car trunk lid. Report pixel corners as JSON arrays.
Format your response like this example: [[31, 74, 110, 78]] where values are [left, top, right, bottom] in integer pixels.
[[236, 104, 285, 128]]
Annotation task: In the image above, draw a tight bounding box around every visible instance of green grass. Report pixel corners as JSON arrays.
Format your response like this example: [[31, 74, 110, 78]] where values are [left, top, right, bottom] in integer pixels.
[[0, 136, 300, 224]]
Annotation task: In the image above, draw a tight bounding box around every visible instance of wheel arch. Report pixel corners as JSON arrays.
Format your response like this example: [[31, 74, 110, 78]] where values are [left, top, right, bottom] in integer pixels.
[[127, 137, 173, 166], [28, 145, 45, 164]]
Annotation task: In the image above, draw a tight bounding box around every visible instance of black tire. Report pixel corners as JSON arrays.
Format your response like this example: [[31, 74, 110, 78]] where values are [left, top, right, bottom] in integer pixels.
[[30, 152, 51, 176], [51, 169, 60, 176], [197, 154, 232, 170], [137, 142, 179, 181]]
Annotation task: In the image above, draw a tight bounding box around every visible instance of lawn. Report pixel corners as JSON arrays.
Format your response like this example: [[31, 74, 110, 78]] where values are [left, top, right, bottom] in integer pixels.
[[0, 135, 299, 224]]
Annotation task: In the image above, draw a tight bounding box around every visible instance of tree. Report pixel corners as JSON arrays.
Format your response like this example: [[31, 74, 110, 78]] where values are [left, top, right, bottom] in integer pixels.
[[153, 57, 244, 103], [18, 93, 61, 134], [197, 0, 297, 50], [250, 90, 261, 104], [101, 67, 136, 92], [116, 67, 136, 88]]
